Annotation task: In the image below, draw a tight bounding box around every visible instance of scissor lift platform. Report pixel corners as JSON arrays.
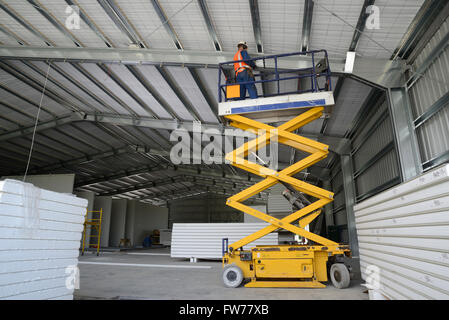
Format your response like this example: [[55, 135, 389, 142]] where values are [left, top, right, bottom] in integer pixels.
[[218, 50, 352, 289]]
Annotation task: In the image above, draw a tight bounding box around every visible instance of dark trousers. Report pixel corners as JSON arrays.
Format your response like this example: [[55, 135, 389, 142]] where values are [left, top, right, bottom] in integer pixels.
[[236, 69, 258, 100]]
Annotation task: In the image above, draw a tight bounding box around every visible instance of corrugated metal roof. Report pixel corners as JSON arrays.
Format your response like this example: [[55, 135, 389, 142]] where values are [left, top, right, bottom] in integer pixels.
[[326, 78, 372, 136], [357, 0, 426, 58], [0, 0, 430, 205]]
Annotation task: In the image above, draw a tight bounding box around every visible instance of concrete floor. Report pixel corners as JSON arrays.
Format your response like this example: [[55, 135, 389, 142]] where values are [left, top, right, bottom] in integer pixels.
[[75, 247, 368, 300]]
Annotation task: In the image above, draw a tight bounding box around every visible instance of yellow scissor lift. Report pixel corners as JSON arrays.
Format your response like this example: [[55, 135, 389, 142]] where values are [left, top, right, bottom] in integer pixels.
[[218, 50, 351, 288], [81, 209, 103, 256]]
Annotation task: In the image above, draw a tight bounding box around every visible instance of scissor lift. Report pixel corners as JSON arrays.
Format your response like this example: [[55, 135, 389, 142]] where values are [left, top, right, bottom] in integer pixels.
[[218, 50, 351, 288]]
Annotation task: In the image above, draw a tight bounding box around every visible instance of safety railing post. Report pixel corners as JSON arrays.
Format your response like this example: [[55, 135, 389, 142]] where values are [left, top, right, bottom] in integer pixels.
[[218, 50, 330, 99], [218, 66, 223, 102], [325, 50, 332, 91], [274, 56, 280, 95], [311, 52, 318, 92]]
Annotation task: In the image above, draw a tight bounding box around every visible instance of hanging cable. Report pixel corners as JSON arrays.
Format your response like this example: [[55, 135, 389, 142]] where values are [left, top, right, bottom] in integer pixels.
[[22, 61, 51, 182]]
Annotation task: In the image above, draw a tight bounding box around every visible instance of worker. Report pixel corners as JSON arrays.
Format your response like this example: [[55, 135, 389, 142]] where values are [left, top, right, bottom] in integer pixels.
[[234, 41, 258, 100]]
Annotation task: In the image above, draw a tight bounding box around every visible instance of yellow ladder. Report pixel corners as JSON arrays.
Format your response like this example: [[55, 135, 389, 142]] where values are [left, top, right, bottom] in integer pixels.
[[81, 209, 103, 256], [224, 107, 344, 253]]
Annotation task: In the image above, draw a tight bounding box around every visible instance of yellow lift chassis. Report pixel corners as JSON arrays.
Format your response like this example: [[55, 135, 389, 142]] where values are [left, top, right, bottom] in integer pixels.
[[221, 107, 351, 288]]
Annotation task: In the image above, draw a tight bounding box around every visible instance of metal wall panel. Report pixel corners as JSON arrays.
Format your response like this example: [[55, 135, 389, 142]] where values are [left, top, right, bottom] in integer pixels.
[[267, 183, 292, 214], [171, 223, 278, 259], [409, 16, 449, 167], [355, 149, 399, 196], [350, 95, 401, 202], [354, 164, 449, 300]]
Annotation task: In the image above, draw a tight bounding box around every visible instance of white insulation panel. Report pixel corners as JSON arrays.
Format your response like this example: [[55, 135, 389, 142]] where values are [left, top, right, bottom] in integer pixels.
[[0, 179, 88, 300], [170, 223, 278, 259], [354, 164, 449, 300]]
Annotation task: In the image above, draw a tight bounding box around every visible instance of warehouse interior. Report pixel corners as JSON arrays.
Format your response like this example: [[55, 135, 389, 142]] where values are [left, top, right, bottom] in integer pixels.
[[0, 0, 449, 300]]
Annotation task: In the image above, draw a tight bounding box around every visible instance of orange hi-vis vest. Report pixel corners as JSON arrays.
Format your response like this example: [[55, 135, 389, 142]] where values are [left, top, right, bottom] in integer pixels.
[[234, 50, 251, 75]]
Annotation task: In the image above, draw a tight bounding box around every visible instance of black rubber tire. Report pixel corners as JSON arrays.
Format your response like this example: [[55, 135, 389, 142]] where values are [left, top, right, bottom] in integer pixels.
[[222, 264, 244, 288], [330, 263, 350, 289]]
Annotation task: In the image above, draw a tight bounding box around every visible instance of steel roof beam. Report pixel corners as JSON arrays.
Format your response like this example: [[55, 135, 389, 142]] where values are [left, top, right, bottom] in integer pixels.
[[98, 176, 186, 196], [349, 0, 375, 52], [197, 0, 222, 51], [0, 82, 58, 118], [249, 0, 263, 53], [0, 46, 346, 71], [97, 0, 147, 48], [301, 0, 314, 52], [0, 113, 80, 142], [0, 111, 348, 150], [75, 164, 257, 189], [150, 0, 183, 50]]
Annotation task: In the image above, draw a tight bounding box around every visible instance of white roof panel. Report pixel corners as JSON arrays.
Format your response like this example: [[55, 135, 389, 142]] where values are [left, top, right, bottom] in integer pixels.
[[166, 66, 218, 123], [54, 62, 129, 115], [30, 61, 111, 113], [356, 0, 425, 58], [75, 0, 132, 47], [0, 29, 20, 45], [158, 0, 215, 51], [259, 0, 305, 54], [310, 0, 364, 59], [0, 7, 44, 46], [6, 60, 94, 113], [5, 0, 75, 47], [39, 0, 109, 48], [115, 0, 174, 49], [206, 0, 256, 52], [107, 64, 173, 119], [0, 68, 68, 116], [134, 64, 195, 121]]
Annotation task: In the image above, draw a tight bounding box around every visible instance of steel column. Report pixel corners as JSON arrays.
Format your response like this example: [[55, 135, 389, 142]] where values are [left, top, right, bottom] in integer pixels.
[[388, 87, 422, 181], [340, 154, 359, 258]]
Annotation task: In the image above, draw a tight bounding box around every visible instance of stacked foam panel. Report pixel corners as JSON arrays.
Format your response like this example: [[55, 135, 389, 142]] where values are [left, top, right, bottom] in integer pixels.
[[354, 164, 449, 300], [170, 223, 278, 259], [0, 179, 88, 300]]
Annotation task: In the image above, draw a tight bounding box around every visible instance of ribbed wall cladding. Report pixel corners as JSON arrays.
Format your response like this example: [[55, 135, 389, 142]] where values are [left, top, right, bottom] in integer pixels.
[[0, 179, 88, 300], [267, 184, 292, 214], [354, 164, 449, 300], [170, 223, 278, 259], [409, 16, 449, 165]]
